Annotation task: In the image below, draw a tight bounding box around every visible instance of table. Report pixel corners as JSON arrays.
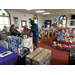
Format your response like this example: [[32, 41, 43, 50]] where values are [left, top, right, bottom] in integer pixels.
[[0, 46, 21, 65], [0, 32, 10, 40]]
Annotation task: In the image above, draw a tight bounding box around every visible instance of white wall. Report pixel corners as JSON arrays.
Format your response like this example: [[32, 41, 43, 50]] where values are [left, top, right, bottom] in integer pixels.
[[44, 15, 75, 28], [7, 9, 44, 30]]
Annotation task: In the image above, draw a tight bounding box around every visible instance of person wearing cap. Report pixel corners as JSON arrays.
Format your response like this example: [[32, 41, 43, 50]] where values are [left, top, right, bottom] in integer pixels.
[[30, 20, 39, 50]]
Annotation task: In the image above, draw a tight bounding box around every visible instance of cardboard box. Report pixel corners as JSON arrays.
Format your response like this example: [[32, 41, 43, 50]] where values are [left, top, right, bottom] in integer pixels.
[[25, 47, 44, 65], [28, 45, 33, 52], [23, 37, 33, 47], [32, 49, 51, 65]]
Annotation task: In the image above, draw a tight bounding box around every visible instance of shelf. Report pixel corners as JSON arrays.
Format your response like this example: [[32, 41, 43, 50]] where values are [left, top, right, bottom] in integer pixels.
[[53, 40, 75, 45]]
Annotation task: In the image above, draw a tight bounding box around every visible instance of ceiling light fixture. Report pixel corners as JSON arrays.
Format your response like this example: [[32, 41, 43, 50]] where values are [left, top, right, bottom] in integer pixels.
[[43, 13, 50, 15], [36, 10, 45, 13], [25, 9, 33, 10]]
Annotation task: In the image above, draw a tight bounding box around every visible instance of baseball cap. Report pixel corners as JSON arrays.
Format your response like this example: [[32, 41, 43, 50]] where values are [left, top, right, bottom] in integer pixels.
[[30, 20, 34, 23]]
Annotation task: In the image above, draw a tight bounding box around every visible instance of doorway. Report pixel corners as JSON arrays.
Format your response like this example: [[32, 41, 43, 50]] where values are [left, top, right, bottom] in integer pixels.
[[45, 20, 52, 28], [21, 20, 27, 27]]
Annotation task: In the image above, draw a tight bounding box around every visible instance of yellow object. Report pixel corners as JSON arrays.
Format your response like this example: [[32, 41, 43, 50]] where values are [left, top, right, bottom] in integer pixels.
[[64, 17, 66, 19], [53, 41, 56, 44]]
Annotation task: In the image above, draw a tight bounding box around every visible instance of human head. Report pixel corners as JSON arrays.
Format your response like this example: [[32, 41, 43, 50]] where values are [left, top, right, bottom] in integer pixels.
[[30, 20, 34, 25], [11, 24, 15, 28], [25, 25, 27, 28], [52, 24, 54, 26]]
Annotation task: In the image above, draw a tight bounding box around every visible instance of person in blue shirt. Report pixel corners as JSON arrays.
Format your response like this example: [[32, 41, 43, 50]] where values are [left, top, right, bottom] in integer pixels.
[[30, 20, 39, 50]]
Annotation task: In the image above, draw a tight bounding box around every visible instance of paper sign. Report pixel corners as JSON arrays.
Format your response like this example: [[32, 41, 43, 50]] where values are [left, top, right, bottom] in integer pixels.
[[23, 35, 27, 38]]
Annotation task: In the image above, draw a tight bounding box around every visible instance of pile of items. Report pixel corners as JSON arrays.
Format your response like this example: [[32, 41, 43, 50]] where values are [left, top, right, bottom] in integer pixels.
[[53, 29, 75, 51], [7, 35, 33, 56], [26, 47, 51, 65]]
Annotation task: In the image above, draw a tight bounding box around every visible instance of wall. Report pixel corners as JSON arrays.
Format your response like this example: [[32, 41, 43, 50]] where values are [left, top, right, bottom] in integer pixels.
[[44, 15, 75, 28], [7, 9, 44, 30]]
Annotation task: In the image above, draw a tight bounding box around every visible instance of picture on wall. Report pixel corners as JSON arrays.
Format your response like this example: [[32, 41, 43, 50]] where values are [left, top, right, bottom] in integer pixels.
[[14, 17, 18, 27], [70, 21, 75, 26]]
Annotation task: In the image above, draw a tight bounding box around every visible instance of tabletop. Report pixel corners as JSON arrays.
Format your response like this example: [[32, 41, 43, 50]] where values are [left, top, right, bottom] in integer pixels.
[[0, 46, 21, 65]]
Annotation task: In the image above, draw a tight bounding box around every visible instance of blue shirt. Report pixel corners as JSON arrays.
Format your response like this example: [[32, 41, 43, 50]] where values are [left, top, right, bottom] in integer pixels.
[[31, 24, 39, 37]]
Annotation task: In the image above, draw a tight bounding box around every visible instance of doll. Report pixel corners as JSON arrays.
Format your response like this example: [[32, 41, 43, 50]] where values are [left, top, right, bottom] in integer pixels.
[[53, 41, 57, 48], [72, 30, 75, 36], [63, 44, 66, 50], [70, 38, 72, 43], [68, 45, 71, 51], [60, 31, 63, 41], [73, 38, 75, 43], [62, 29, 65, 34]]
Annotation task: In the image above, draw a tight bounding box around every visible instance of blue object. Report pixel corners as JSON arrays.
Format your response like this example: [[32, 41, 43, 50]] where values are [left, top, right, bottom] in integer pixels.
[[45, 30, 48, 35], [45, 23, 48, 28], [31, 24, 39, 37], [60, 33, 63, 41], [20, 47, 25, 55], [62, 15, 65, 18]]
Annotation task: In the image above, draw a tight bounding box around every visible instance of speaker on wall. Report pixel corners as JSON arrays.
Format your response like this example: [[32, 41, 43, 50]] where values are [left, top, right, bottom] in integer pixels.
[[71, 15, 75, 19]]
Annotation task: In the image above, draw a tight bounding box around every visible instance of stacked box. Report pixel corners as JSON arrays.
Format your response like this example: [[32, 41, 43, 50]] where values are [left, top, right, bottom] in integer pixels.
[[32, 49, 51, 65], [22, 37, 33, 52], [7, 36, 24, 55], [25, 47, 44, 65]]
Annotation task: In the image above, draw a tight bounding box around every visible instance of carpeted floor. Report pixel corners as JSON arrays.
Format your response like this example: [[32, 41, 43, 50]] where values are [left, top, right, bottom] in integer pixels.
[[38, 38, 69, 65]]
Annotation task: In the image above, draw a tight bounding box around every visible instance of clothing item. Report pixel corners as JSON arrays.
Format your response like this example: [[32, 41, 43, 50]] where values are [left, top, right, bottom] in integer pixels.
[[10, 27, 16, 35], [50, 26, 53, 30], [33, 36, 38, 44], [23, 27, 28, 32], [31, 24, 39, 37]]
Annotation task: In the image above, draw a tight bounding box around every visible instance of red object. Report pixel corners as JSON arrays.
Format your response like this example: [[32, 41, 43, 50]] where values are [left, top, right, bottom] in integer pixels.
[[23, 27, 28, 32], [39, 37, 41, 39], [53, 40, 75, 45]]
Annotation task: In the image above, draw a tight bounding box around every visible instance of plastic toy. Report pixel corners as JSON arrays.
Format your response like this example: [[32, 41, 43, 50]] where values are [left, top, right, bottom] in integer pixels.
[[60, 33, 63, 41]]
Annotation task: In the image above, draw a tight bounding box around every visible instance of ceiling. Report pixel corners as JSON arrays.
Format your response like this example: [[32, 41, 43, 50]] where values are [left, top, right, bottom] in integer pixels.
[[8, 9, 75, 16]]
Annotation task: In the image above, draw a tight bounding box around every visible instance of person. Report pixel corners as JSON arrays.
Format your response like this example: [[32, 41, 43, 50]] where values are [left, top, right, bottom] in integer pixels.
[[23, 25, 29, 32], [50, 24, 54, 31], [29, 20, 39, 50], [10, 24, 22, 37]]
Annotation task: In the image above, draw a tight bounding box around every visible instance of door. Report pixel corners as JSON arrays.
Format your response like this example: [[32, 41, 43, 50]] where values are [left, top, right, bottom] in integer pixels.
[[45, 20, 52, 28]]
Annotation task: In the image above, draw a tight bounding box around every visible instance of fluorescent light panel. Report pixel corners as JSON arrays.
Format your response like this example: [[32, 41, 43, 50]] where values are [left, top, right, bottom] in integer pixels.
[[36, 10, 45, 13], [43, 13, 50, 15], [25, 9, 33, 10]]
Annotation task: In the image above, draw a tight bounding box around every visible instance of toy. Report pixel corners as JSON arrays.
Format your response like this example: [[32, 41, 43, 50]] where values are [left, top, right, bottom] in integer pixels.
[[60, 33, 63, 41], [57, 37, 60, 41], [62, 30, 65, 34], [72, 30, 75, 36], [53, 41, 57, 48], [63, 44, 66, 50], [68, 45, 71, 51]]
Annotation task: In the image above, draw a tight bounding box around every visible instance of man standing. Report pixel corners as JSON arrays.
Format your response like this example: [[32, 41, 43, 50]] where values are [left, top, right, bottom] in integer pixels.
[[30, 20, 39, 50]]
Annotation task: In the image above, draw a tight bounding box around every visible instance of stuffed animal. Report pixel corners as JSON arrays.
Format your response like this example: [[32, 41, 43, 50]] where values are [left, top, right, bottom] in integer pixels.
[[72, 30, 75, 36], [70, 39, 72, 43], [60, 33, 63, 41]]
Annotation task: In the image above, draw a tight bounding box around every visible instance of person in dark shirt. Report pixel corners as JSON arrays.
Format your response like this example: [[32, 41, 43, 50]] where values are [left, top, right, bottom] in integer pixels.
[[10, 24, 22, 37], [30, 20, 39, 50]]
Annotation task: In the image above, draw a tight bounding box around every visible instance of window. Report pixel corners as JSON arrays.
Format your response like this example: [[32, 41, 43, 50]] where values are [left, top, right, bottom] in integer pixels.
[[0, 9, 10, 31], [59, 15, 67, 28], [21, 20, 27, 27]]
